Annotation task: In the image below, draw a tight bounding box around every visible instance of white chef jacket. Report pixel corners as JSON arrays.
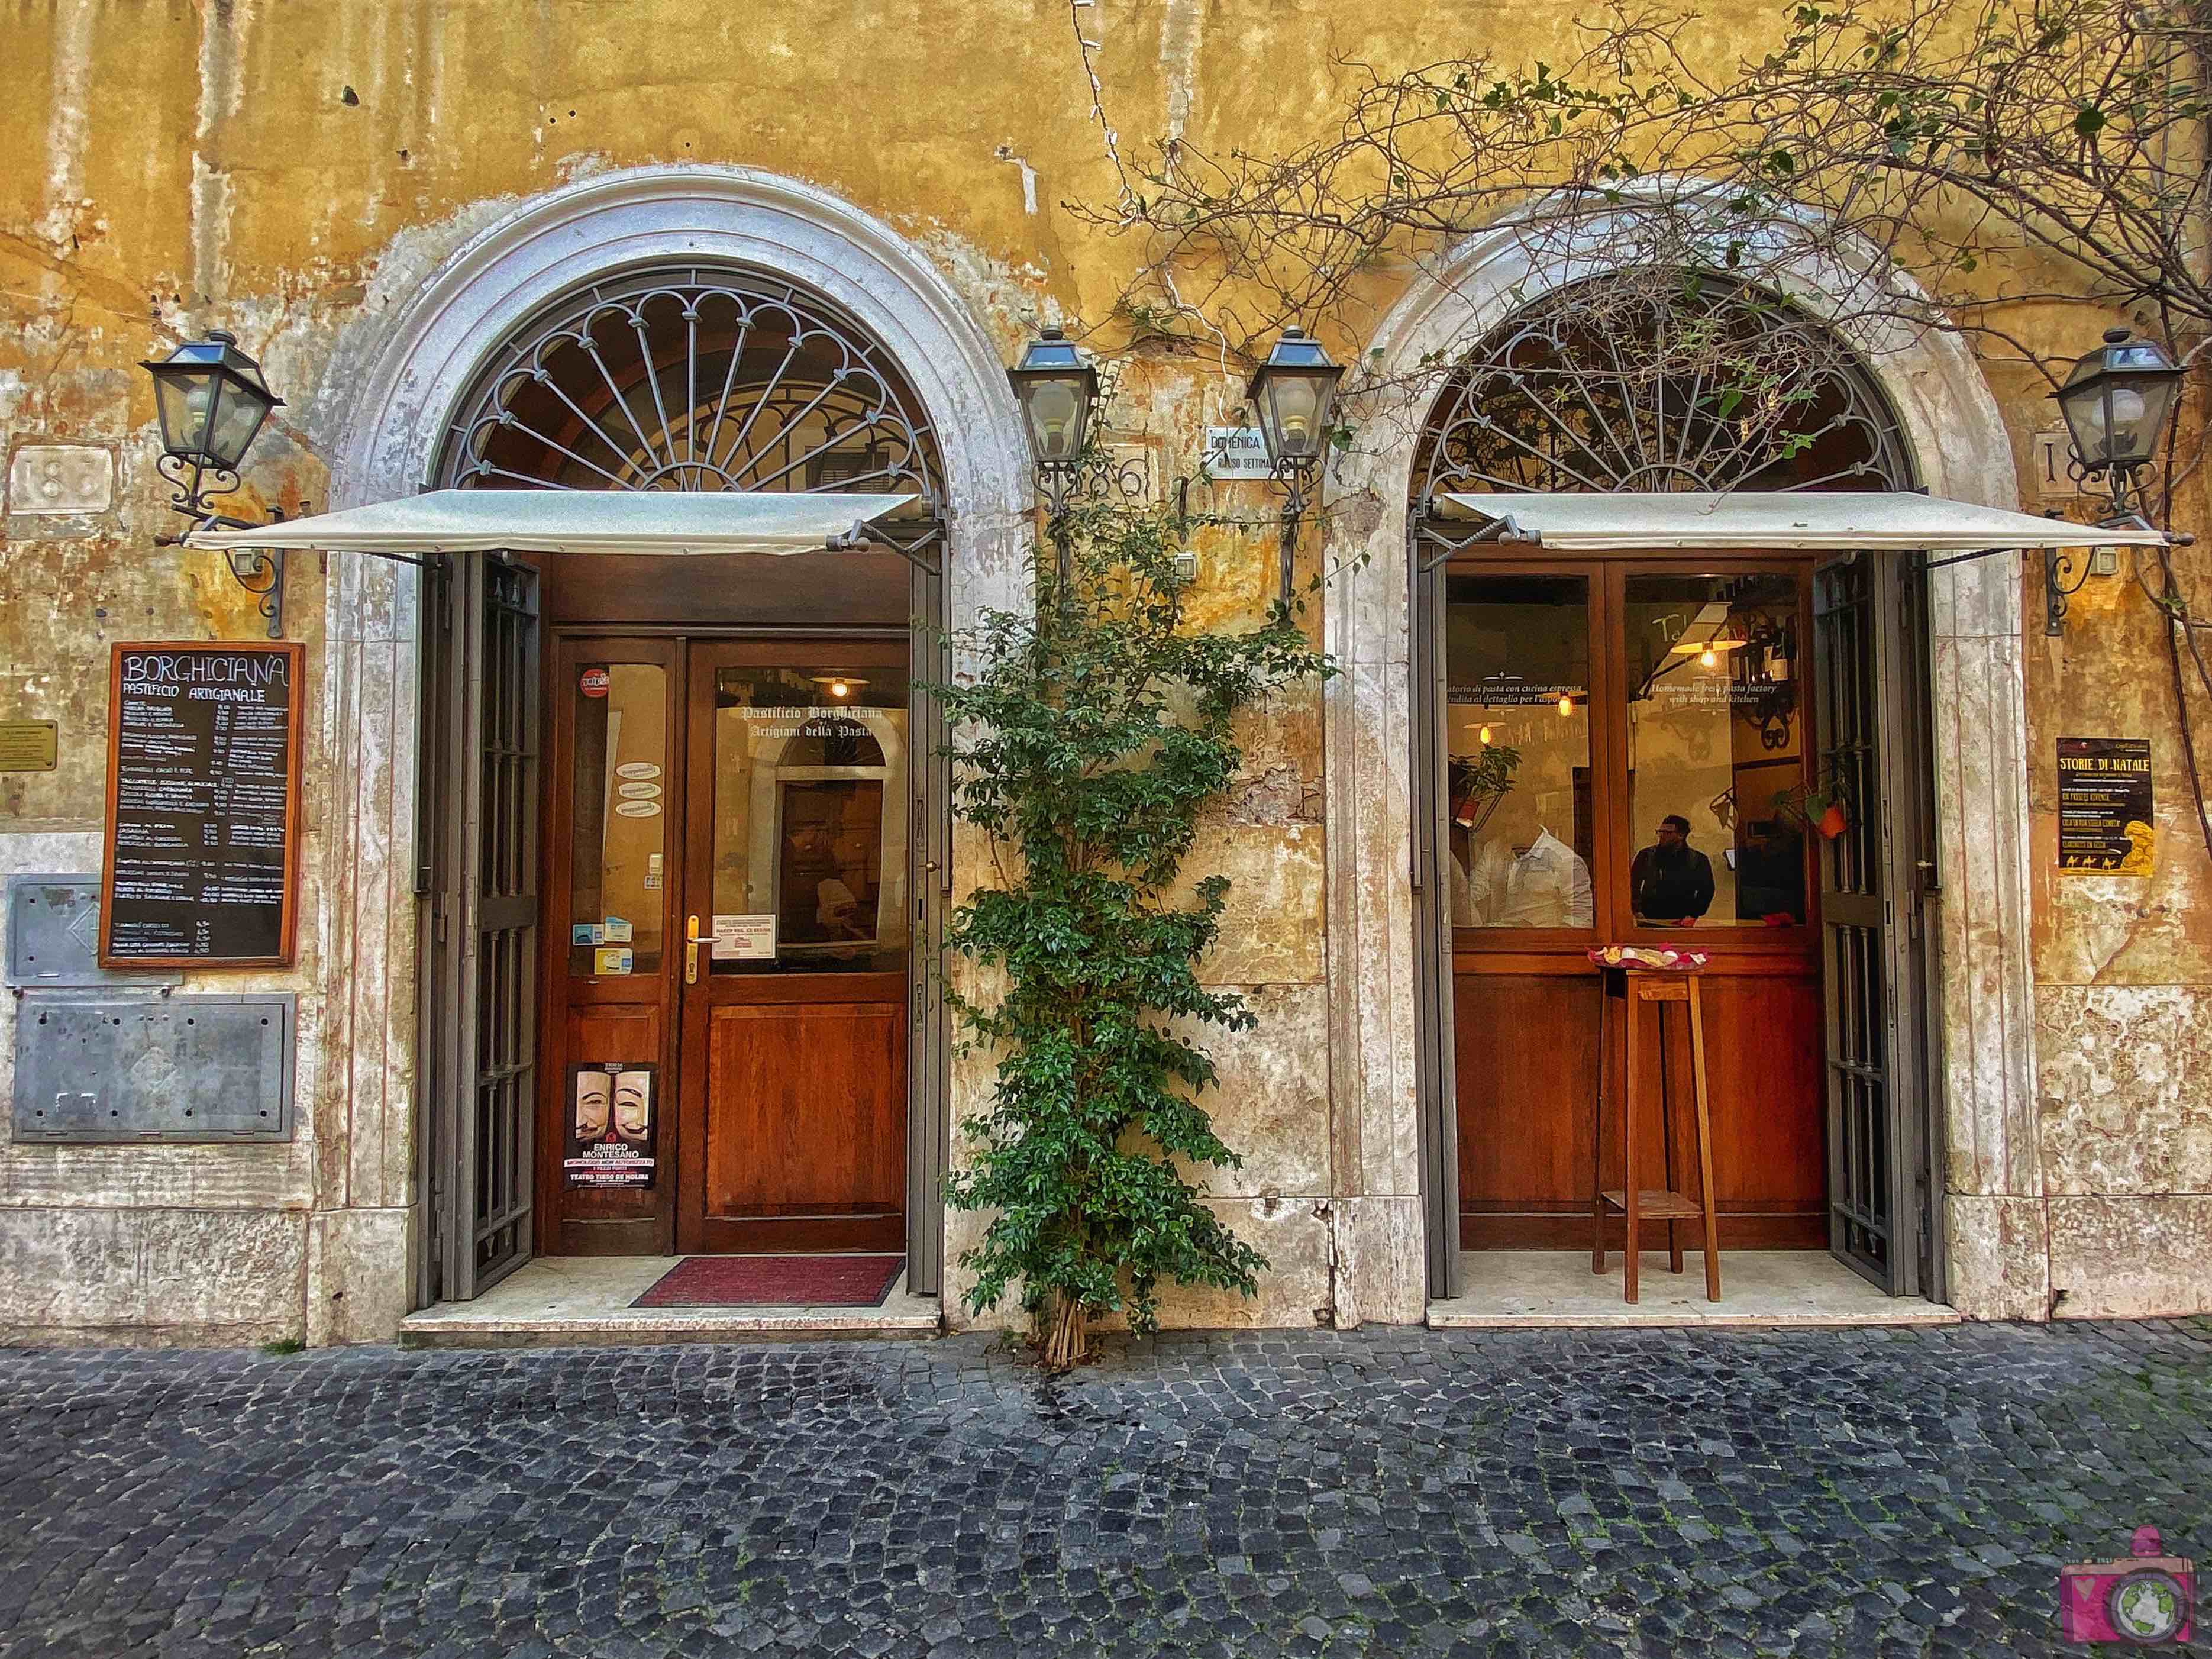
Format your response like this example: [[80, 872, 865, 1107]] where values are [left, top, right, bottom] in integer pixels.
[[1456, 828, 1594, 928]]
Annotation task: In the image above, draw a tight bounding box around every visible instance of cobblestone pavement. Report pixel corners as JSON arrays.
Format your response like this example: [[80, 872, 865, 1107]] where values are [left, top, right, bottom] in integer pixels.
[[1, 1322, 2208, 1658]]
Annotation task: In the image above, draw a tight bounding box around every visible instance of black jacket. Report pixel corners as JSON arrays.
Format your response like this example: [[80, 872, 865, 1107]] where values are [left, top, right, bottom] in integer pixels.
[[1630, 844, 1715, 921]]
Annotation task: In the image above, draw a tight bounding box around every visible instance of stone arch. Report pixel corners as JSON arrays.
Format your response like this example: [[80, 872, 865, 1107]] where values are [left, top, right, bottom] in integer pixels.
[[305, 166, 1032, 1320], [1323, 184, 2031, 1315], [328, 164, 1028, 528]]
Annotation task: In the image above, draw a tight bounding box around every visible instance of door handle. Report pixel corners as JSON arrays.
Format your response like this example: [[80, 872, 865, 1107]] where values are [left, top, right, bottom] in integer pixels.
[[686, 914, 703, 985]]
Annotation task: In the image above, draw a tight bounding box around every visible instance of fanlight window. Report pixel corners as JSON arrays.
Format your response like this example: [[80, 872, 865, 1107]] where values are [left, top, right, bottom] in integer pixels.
[[437, 265, 943, 504], [1415, 271, 1913, 500]]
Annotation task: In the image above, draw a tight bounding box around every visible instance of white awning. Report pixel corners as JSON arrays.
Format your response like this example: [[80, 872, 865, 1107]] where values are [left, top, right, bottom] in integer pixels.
[[1437, 492, 2169, 553], [184, 489, 922, 557]]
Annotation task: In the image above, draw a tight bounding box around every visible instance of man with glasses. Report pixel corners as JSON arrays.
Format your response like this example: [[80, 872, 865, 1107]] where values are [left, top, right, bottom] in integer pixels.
[[1630, 814, 1715, 924]]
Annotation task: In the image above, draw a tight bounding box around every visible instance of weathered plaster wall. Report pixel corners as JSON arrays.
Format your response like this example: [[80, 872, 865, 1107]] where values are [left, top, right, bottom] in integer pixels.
[[2022, 355, 2212, 1320], [2, 0, 2207, 1340]]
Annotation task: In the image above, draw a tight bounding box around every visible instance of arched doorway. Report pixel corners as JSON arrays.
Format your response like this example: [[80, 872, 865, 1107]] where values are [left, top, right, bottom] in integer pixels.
[[1408, 269, 1940, 1298], [416, 259, 951, 1295]]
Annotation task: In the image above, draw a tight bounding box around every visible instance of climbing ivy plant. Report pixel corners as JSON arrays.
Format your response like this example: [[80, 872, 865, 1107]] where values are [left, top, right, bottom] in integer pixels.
[[931, 498, 1333, 1370]]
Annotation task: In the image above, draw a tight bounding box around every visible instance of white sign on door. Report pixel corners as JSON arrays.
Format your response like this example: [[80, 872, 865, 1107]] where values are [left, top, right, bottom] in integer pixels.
[[712, 913, 777, 960]]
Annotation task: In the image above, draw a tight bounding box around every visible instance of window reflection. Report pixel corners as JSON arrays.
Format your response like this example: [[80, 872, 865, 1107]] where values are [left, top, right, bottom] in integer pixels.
[[711, 667, 908, 974], [569, 663, 668, 976], [1623, 573, 1807, 927], [1444, 575, 1594, 929]]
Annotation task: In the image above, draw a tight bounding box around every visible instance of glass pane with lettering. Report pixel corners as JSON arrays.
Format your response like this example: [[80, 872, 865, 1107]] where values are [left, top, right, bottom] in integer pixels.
[[1444, 574, 1594, 929], [709, 666, 909, 974], [1623, 572, 1809, 927]]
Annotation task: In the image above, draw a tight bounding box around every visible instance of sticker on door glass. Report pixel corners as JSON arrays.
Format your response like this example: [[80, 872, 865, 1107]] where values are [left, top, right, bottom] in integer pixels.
[[564, 1063, 655, 1189], [593, 945, 634, 975], [613, 799, 661, 818], [602, 916, 634, 943], [615, 761, 661, 780], [571, 922, 603, 947], [712, 914, 776, 960], [616, 781, 662, 800], [579, 666, 610, 698]]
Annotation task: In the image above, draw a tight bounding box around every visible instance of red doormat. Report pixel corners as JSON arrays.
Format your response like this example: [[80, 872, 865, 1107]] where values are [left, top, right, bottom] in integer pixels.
[[632, 1254, 906, 1309]]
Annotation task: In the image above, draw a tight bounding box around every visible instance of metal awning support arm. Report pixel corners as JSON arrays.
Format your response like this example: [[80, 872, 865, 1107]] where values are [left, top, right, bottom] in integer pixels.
[[1410, 498, 1539, 573], [157, 508, 290, 639], [1912, 509, 2189, 575], [826, 512, 947, 577]]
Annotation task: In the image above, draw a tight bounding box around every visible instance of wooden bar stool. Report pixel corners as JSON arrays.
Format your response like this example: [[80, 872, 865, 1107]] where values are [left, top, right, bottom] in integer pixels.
[[1589, 947, 1721, 1303]]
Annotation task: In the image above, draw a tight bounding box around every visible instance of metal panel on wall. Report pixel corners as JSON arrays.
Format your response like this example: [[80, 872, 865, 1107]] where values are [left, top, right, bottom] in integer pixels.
[[5, 875, 178, 989], [12, 992, 294, 1142]]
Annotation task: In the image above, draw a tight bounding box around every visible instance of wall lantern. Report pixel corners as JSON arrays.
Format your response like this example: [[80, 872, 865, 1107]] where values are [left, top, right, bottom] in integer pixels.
[[1247, 327, 1345, 606], [141, 330, 292, 636], [1007, 326, 1099, 582], [2046, 326, 2187, 634]]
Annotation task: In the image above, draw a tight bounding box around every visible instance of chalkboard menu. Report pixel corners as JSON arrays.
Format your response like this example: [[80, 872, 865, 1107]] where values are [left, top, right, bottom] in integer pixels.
[[101, 642, 304, 967]]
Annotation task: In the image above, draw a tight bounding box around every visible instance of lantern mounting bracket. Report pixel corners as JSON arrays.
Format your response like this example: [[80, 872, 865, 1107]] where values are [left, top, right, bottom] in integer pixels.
[[151, 495, 292, 641]]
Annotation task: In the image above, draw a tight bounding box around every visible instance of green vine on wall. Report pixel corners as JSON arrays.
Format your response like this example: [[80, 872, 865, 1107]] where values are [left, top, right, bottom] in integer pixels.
[[928, 499, 1334, 1370]]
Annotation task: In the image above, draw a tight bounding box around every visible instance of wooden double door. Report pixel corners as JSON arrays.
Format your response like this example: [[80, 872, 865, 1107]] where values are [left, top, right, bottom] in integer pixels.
[[539, 633, 909, 1255], [1446, 555, 1829, 1250]]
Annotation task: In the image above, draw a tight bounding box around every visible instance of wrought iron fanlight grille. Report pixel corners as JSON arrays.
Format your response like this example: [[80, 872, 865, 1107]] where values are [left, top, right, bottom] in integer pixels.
[[1414, 271, 1914, 501], [435, 264, 944, 506]]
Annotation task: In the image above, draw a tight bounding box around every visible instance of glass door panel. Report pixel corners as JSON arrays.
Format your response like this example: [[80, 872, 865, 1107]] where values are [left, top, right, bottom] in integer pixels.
[[704, 666, 908, 977], [1620, 572, 1811, 930], [1444, 573, 1596, 932], [567, 663, 669, 976]]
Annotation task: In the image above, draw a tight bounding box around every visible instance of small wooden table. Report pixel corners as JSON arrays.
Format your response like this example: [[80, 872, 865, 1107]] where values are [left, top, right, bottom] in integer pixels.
[[1591, 954, 1722, 1303]]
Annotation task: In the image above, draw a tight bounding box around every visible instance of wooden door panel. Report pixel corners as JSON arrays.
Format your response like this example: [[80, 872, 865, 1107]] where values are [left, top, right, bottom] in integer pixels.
[[1670, 969, 1825, 1211], [538, 637, 682, 1260], [1455, 971, 1602, 1213], [1455, 958, 1826, 1249], [556, 1007, 664, 1250], [702, 999, 905, 1217]]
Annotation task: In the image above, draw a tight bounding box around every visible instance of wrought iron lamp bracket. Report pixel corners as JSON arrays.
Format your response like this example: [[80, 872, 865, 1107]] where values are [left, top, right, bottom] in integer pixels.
[[1268, 459, 1318, 608], [2043, 541, 2104, 637], [149, 454, 290, 640], [2042, 473, 2174, 637]]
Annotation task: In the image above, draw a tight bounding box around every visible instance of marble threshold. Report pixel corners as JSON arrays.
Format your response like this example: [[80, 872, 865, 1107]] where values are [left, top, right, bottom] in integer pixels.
[[400, 1254, 943, 1347], [1429, 1250, 1961, 1329]]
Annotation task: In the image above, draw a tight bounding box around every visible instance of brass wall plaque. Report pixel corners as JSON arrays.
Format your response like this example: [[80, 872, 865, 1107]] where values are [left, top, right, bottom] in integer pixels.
[[0, 721, 57, 772]]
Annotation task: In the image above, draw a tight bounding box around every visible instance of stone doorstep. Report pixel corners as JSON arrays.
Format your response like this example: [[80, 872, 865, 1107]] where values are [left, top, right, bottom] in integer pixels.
[[399, 1305, 944, 1348], [396, 1254, 945, 1348], [1426, 1305, 1962, 1330], [1427, 1250, 1965, 1330]]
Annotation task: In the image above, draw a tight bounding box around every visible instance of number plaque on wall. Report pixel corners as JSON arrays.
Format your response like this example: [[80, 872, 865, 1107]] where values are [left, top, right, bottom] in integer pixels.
[[99, 641, 305, 967]]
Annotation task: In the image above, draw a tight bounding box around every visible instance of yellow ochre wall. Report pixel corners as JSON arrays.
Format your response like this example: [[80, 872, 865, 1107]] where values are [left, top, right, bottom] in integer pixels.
[[0, 0, 2205, 1338]]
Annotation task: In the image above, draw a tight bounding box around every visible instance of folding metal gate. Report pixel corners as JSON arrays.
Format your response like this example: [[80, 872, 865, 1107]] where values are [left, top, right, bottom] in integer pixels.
[[1813, 553, 1940, 1297], [419, 552, 542, 1302]]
